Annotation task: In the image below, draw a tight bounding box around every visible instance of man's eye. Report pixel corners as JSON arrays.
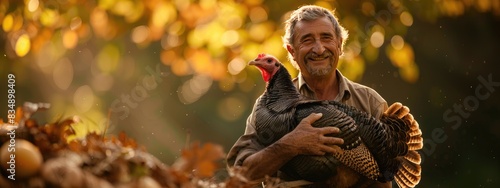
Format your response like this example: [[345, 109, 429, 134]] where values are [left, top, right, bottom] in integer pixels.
[[322, 36, 333, 42]]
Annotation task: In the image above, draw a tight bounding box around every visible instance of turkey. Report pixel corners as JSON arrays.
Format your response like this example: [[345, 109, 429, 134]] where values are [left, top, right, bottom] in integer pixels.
[[249, 53, 423, 188]]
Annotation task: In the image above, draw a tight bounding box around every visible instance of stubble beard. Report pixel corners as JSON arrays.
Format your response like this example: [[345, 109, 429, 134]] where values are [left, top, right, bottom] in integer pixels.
[[307, 64, 332, 76], [305, 57, 334, 76], [304, 50, 337, 76]]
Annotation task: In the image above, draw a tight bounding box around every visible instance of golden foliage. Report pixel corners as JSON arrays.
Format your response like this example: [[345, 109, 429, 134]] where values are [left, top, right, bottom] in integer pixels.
[[1, 0, 499, 79], [0, 102, 259, 187]]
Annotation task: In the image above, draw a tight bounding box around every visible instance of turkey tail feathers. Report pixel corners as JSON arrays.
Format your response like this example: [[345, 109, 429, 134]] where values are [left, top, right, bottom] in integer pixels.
[[394, 162, 421, 188], [386, 103, 423, 188], [384, 102, 411, 119], [408, 135, 423, 144], [400, 158, 421, 177], [409, 127, 422, 137], [384, 102, 403, 117], [395, 164, 421, 188], [404, 150, 421, 165]]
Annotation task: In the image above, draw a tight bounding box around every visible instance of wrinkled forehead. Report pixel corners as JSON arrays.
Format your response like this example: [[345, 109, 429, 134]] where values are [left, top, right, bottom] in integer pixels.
[[293, 17, 336, 40]]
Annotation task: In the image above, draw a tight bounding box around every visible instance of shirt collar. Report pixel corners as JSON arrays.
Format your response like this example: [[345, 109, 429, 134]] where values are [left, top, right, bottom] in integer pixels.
[[295, 69, 351, 102]]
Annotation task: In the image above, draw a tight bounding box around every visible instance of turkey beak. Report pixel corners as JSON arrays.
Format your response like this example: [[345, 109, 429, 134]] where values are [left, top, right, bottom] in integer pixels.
[[248, 60, 259, 66]]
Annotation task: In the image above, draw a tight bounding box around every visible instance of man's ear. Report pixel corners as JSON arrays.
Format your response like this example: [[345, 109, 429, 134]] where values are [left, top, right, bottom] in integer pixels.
[[286, 44, 295, 59]]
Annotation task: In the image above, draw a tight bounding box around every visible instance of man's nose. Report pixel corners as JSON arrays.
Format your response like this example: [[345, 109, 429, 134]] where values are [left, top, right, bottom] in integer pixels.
[[312, 40, 326, 54]]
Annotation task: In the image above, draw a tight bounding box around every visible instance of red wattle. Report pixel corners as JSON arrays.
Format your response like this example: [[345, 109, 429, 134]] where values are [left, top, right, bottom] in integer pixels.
[[257, 67, 271, 82]]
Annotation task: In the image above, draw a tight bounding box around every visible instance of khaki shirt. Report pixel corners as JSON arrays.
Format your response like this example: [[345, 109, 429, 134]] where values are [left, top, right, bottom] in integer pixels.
[[226, 69, 388, 177]]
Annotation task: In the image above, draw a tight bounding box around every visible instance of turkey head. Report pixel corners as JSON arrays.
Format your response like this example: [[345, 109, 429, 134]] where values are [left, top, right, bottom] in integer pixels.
[[249, 53, 281, 82]]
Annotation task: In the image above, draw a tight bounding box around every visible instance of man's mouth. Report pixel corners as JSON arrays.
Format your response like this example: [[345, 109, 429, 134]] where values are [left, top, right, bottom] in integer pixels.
[[306, 52, 333, 63], [307, 54, 332, 63], [308, 56, 329, 61]]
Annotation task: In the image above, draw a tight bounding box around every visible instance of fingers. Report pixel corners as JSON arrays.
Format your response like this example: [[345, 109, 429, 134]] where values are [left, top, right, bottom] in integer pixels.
[[321, 135, 344, 145], [317, 143, 340, 155], [293, 112, 345, 156]]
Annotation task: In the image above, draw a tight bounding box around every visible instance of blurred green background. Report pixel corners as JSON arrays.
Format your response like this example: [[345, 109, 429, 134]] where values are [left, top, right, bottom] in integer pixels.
[[1, 0, 499, 187]]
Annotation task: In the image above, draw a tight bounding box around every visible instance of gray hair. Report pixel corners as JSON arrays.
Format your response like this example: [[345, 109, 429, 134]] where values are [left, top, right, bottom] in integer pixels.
[[283, 5, 348, 69]]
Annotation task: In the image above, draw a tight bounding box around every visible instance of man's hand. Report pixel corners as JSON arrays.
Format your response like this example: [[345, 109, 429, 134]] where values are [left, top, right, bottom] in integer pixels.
[[278, 113, 344, 156]]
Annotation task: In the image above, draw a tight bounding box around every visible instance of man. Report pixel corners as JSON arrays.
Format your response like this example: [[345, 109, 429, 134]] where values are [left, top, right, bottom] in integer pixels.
[[227, 5, 390, 187]]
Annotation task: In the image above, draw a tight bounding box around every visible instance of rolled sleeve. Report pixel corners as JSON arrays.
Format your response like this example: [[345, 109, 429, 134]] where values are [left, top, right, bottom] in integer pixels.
[[226, 99, 264, 167]]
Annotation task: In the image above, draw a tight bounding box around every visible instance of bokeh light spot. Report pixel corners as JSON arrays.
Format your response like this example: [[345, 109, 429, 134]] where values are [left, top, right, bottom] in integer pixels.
[[400, 11, 414, 26], [228, 57, 246, 75], [217, 96, 246, 121], [249, 23, 272, 42], [74, 85, 94, 113], [249, 6, 268, 23], [15, 33, 31, 57], [63, 30, 79, 49], [370, 31, 384, 48], [131, 25, 150, 44], [387, 44, 414, 68], [112, 0, 134, 16], [53, 58, 74, 90], [361, 1, 375, 16], [28, 0, 39, 12], [2, 14, 13, 32], [70, 17, 83, 30], [399, 62, 419, 83], [152, 2, 176, 28], [40, 9, 59, 27], [160, 50, 178, 65], [391, 35, 405, 50], [91, 73, 114, 92], [178, 74, 213, 104], [171, 58, 191, 76], [225, 15, 243, 29], [96, 44, 120, 74], [221, 30, 239, 46]]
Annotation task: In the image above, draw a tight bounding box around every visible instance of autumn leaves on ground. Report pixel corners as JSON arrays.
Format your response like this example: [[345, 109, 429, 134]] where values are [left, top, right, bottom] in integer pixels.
[[0, 103, 257, 188]]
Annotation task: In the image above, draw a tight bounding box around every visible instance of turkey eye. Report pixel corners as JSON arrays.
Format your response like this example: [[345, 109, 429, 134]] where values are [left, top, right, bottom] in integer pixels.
[[267, 59, 273, 63]]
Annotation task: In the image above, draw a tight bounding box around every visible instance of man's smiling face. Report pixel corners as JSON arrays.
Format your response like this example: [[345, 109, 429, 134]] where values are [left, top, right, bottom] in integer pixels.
[[287, 16, 342, 77]]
